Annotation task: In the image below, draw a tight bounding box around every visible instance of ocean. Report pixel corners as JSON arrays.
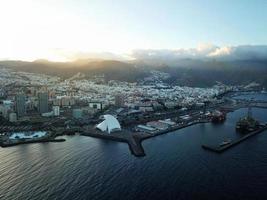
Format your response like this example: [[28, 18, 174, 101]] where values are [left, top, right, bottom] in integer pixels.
[[0, 93, 267, 200]]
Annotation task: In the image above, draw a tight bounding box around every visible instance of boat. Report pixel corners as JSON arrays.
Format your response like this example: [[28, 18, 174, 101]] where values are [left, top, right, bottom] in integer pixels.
[[220, 139, 232, 146], [211, 110, 226, 123]]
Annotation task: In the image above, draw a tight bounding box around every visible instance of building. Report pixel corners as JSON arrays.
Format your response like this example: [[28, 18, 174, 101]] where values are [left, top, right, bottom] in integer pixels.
[[61, 96, 75, 107], [15, 94, 26, 117], [38, 92, 49, 114], [53, 106, 60, 116], [96, 114, 121, 133], [0, 100, 13, 119], [72, 108, 83, 119], [158, 119, 176, 126], [89, 102, 103, 110], [41, 111, 54, 117], [9, 112, 17, 122], [136, 125, 156, 133], [52, 98, 61, 106], [115, 94, 124, 107], [146, 121, 169, 130], [26, 97, 37, 111]]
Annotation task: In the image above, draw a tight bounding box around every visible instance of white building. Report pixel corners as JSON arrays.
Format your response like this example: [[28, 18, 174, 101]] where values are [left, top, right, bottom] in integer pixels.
[[53, 106, 60, 116], [89, 102, 103, 110], [96, 114, 121, 133]]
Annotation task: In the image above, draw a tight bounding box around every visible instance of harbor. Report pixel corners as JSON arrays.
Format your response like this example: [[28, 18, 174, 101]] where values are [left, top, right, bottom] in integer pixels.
[[80, 96, 267, 157]]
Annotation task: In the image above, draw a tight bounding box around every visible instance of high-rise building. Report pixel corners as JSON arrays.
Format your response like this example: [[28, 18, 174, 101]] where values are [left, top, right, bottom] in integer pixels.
[[38, 92, 49, 114], [15, 94, 26, 117]]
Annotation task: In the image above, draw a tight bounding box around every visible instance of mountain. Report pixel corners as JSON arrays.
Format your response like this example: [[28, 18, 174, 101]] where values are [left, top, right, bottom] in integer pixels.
[[0, 59, 267, 87], [134, 59, 267, 87], [0, 60, 147, 82]]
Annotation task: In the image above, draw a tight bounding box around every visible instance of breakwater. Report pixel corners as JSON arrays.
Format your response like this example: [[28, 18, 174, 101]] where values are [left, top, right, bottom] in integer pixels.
[[202, 125, 267, 153]]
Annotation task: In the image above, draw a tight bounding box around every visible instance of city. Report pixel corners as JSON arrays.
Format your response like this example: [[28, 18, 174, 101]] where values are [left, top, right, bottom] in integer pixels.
[[1, 67, 267, 156], [1, 0, 267, 200]]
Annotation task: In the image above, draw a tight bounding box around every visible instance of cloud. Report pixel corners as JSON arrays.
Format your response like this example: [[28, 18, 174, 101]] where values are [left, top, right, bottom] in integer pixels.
[[130, 44, 267, 62], [232, 45, 267, 60], [33, 44, 267, 63], [208, 46, 232, 57], [49, 49, 131, 61]]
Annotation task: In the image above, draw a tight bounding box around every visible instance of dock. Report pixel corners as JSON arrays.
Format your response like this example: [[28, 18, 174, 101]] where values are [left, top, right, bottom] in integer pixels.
[[202, 125, 267, 153]]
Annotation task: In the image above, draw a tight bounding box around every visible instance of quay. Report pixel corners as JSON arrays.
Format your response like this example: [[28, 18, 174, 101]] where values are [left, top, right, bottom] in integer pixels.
[[202, 125, 267, 153]]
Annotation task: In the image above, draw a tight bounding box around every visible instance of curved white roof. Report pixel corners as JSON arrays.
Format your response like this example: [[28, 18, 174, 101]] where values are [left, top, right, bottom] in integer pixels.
[[96, 114, 121, 133]]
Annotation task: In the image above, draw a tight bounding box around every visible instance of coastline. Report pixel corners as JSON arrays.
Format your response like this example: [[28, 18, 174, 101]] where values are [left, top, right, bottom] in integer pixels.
[[1, 91, 266, 156]]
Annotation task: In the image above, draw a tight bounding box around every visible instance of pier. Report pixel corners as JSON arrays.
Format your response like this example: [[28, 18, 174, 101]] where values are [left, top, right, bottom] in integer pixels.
[[81, 127, 146, 157], [202, 125, 267, 153]]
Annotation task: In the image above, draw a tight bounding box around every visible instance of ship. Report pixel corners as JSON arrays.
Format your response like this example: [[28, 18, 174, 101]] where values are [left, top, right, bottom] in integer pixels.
[[219, 139, 232, 146], [211, 110, 226, 123], [236, 106, 260, 133]]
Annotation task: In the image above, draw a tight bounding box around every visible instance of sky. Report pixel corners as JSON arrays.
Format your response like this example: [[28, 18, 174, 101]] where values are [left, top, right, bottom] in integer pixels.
[[0, 0, 267, 61]]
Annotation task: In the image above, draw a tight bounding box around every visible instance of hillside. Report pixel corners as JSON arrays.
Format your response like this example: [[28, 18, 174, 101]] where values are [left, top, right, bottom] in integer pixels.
[[0, 60, 147, 82], [0, 59, 266, 87]]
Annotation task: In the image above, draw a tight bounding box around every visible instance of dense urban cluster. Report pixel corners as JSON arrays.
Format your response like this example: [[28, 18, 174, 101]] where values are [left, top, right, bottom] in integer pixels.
[[0, 67, 234, 125]]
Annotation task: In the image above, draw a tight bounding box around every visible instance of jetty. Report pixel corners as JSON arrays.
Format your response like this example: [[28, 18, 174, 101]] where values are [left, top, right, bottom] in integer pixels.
[[81, 127, 146, 156], [81, 119, 210, 157]]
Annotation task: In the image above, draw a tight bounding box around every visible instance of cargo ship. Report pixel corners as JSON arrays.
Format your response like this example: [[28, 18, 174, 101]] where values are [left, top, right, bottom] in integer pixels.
[[211, 110, 226, 123]]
